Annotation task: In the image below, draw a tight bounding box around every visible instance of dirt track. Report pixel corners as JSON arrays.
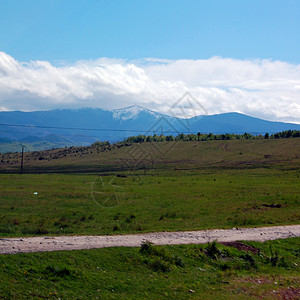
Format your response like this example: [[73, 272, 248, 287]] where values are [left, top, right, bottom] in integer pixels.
[[1, 225, 299, 255]]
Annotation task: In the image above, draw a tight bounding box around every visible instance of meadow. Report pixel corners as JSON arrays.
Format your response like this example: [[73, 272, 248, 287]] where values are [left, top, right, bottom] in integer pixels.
[[1, 138, 300, 299], [0, 238, 299, 299], [1, 138, 300, 237], [0, 167, 299, 237]]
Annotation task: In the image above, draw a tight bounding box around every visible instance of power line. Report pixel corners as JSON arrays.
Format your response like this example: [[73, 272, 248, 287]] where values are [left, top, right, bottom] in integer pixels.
[[0, 123, 284, 135], [0, 129, 117, 140], [0, 123, 146, 133]]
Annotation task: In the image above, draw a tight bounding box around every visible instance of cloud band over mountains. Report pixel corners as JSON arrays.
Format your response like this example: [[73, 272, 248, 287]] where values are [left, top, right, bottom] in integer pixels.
[[0, 51, 299, 123]]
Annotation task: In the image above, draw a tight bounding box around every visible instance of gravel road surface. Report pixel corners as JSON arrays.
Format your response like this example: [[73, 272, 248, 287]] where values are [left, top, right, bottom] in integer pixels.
[[1, 225, 299, 255]]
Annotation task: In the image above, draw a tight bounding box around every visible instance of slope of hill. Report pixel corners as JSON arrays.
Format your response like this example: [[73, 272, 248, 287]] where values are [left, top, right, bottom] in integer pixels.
[[1, 138, 300, 174]]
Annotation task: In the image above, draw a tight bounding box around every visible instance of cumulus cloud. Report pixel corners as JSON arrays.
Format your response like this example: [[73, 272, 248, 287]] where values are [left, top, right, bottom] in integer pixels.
[[0, 51, 299, 123]]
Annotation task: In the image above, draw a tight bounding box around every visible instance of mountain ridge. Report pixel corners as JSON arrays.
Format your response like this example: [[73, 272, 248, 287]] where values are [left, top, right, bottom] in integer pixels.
[[1, 105, 300, 152]]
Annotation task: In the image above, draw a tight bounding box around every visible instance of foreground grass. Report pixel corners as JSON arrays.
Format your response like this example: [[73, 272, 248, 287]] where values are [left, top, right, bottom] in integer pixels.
[[0, 167, 299, 237], [0, 238, 299, 299]]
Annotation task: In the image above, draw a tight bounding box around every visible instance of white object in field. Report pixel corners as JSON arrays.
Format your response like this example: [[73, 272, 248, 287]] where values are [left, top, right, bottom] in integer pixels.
[[33, 192, 38, 195]]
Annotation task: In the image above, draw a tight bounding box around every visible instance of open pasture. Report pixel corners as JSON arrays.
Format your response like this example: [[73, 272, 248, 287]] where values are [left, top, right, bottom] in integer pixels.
[[1, 166, 299, 237]]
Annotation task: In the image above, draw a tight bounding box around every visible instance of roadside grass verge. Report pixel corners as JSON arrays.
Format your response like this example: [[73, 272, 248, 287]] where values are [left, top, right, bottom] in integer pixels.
[[0, 238, 299, 299]]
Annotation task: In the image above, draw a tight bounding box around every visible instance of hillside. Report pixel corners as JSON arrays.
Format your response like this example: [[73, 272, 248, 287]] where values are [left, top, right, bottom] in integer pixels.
[[1, 138, 300, 173]]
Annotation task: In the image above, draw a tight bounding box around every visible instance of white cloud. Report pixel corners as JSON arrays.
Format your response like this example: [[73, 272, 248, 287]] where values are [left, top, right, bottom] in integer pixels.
[[0, 51, 300, 123]]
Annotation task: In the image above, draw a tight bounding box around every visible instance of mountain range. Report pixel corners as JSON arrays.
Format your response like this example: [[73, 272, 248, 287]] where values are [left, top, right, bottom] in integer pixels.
[[0, 105, 300, 152]]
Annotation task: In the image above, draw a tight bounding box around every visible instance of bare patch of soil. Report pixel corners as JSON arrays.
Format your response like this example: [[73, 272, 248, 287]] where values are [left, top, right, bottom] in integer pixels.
[[276, 287, 300, 300], [220, 241, 260, 254]]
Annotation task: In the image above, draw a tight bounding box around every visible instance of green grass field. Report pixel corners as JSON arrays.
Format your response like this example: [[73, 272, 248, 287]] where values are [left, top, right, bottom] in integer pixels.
[[0, 238, 299, 299], [0, 167, 299, 237], [1, 139, 300, 299], [1, 138, 299, 237]]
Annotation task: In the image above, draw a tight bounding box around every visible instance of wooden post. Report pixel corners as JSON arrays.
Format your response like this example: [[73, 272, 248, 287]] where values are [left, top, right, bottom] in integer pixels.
[[20, 146, 24, 174]]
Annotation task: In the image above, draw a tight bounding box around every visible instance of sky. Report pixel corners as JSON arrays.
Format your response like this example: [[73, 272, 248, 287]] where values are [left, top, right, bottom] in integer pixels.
[[0, 0, 300, 123]]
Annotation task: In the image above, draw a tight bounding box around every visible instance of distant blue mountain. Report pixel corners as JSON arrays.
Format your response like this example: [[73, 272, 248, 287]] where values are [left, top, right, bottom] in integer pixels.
[[0, 105, 299, 151], [190, 112, 300, 134]]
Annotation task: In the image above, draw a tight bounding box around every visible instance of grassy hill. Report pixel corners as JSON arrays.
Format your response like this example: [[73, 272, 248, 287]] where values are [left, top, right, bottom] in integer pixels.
[[1, 138, 300, 173]]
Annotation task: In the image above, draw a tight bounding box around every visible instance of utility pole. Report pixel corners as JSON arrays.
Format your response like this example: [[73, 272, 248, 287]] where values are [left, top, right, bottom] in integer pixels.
[[20, 146, 24, 174]]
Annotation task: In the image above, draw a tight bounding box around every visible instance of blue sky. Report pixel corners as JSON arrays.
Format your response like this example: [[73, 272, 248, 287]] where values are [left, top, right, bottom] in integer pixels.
[[0, 0, 300, 123], [0, 0, 299, 63]]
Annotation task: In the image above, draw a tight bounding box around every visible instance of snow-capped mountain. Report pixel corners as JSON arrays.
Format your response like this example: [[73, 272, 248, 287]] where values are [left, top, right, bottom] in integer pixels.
[[113, 104, 161, 121], [0, 105, 300, 152]]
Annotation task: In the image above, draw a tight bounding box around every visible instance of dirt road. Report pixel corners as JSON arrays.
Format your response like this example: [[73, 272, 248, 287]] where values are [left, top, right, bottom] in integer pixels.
[[1, 225, 299, 255]]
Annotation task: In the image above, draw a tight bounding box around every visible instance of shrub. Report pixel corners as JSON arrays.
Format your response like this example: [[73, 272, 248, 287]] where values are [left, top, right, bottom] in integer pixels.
[[269, 245, 279, 266], [140, 241, 184, 272], [206, 241, 220, 259], [140, 241, 154, 255], [150, 259, 170, 272]]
